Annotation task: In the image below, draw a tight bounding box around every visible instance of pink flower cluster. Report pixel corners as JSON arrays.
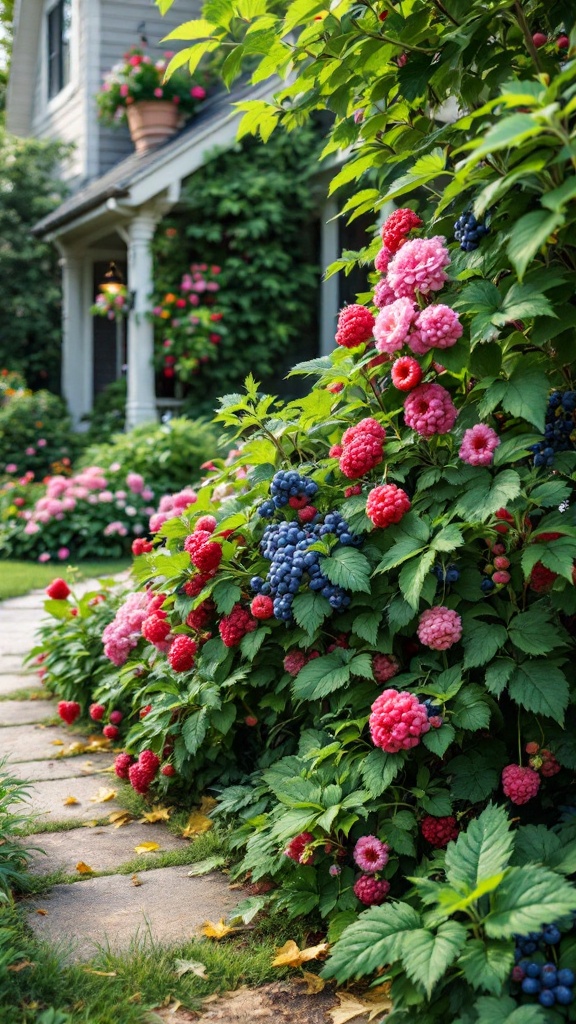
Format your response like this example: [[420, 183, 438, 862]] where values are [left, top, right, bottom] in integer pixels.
[[417, 606, 462, 650], [148, 487, 198, 533], [459, 423, 500, 466], [369, 689, 430, 753], [102, 591, 155, 666]]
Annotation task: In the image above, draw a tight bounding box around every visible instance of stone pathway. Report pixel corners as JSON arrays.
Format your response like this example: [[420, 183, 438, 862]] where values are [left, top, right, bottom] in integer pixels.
[[0, 584, 236, 961]]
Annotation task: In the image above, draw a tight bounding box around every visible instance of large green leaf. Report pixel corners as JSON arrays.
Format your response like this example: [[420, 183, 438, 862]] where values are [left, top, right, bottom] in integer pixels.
[[455, 470, 521, 521], [322, 901, 422, 982], [462, 619, 508, 669], [458, 938, 515, 995], [292, 591, 331, 635], [471, 995, 547, 1024], [401, 922, 467, 997], [182, 709, 209, 755], [499, 364, 550, 432], [320, 547, 371, 593], [445, 803, 513, 892], [291, 652, 351, 700], [398, 550, 436, 610], [507, 210, 564, 280], [508, 662, 569, 724], [486, 865, 576, 937], [446, 750, 501, 803], [507, 608, 562, 656], [360, 748, 405, 798]]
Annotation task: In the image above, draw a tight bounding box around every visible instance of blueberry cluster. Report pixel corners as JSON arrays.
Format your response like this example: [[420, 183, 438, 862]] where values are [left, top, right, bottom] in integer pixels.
[[270, 471, 318, 508], [432, 563, 459, 584], [512, 927, 574, 1008], [530, 391, 576, 468], [454, 211, 488, 251], [422, 698, 442, 718]]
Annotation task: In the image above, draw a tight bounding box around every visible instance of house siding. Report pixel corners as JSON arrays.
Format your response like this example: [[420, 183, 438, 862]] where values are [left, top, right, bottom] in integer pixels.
[[97, 0, 200, 175]]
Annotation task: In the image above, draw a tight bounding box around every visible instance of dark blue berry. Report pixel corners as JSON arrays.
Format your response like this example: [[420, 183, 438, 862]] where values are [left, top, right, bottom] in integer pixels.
[[526, 963, 541, 978], [481, 578, 495, 593], [522, 977, 541, 994], [544, 926, 562, 945], [539, 990, 556, 1007], [557, 969, 575, 986], [554, 985, 574, 1005]]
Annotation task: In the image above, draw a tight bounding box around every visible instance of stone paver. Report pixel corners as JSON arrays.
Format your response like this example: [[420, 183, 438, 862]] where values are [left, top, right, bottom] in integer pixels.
[[11, 755, 115, 782], [14, 773, 124, 821], [0, 699, 55, 726], [0, 674, 42, 697], [25, 823, 189, 875], [0, 655, 29, 674], [27, 866, 238, 957], [1, 723, 85, 761]]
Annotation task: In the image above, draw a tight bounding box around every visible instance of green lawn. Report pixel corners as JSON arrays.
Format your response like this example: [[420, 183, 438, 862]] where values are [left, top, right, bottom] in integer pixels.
[[0, 560, 130, 600]]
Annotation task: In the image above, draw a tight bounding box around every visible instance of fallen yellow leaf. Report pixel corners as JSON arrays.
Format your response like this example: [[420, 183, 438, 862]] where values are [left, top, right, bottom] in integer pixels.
[[131, 874, 142, 886], [272, 940, 329, 968], [81, 820, 100, 828], [89, 787, 117, 804], [201, 919, 238, 940], [50, 739, 64, 746], [329, 990, 393, 1024], [174, 958, 208, 978], [76, 861, 94, 874], [83, 969, 117, 977], [36, 909, 48, 916], [63, 796, 79, 806], [181, 811, 213, 838], [199, 795, 217, 814], [86, 737, 111, 750], [108, 810, 133, 828], [299, 971, 326, 995], [7, 959, 33, 972], [134, 841, 160, 854], [140, 805, 172, 823]]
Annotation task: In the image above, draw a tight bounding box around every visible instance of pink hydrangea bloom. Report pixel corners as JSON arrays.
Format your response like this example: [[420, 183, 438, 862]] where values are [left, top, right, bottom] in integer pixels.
[[410, 304, 463, 353], [404, 382, 458, 436], [353, 835, 390, 873], [387, 236, 450, 299], [103, 591, 152, 665], [417, 606, 462, 650], [126, 472, 145, 493], [374, 297, 416, 355], [374, 246, 392, 274], [57, 547, 70, 560], [38, 552, 51, 563], [459, 423, 500, 466], [373, 278, 396, 309]]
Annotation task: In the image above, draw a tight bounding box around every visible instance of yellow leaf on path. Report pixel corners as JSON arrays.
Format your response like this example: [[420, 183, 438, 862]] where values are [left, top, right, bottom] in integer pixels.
[[50, 739, 64, 746], [83, 969, 117, 977], [201, 919, 238, 940], [36, 909, 48, 916], [134, 841, 160, 854], [7, 959, 33, 972], [140, 805, 172, 823], [108, 810, 133, 827], [199, 795, 217, 813], [272, 940, 329, 968], [131, 874, 142, 886], [63, 796, 79, 806], [76, 861, 94, 874], [174, 958, 208, 978], [81, 820, 99, 828], [181, 811, 213, 838], [329, 990, 393, 1024], [299, 971, 326, 994], [89, 787, 117, 804], [86, 737, 111, 750]]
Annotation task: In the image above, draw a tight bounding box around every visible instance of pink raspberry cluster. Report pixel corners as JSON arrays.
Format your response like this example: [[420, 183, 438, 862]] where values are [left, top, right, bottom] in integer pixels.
[[421, 815, 460, 848], [404, 382, 458, 437], [283, 649, 319, 676], [184, 527, 222, 573], [102, 590, 157, 666], [58, 700, 81, 725], [168, 635, 198, 672], [366, 483, 411, 529], [114, 752, 134, 779], [459, 423, 500, 466], [148, 487, 197, 534], [381, 208, 423, 254], [353, 875, 391, 906], [186, 599, 215, 632], [374, 297, 416, 355], [372, 653, 400, 684], [335, 304, 375, 349], [369, 689, 430, 753], [338, 418, 386, 479], [285, 831, 315, 864], [353, 835, 390, 872], [128, 749, 160, 794], [387, 237, 451, 299], [417, 606, 462, 651], [409, 304, 462, 354], [219, 604, 257, 647], [250, 594, 274, 619], [501, 764, 541, 805]]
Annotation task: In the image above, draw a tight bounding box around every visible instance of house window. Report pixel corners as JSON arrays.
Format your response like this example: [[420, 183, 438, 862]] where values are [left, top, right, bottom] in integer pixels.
[[47, 0, 71, 99]]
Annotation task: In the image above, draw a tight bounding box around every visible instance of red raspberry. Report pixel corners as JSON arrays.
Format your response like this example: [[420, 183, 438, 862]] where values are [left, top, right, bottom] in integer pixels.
[[285, 831, 315, 864], [525, 741, 539, 755], [219, 605, 257, 647], [335, 304, 375, 349], [46, 578, 70, 600], [195, 515, 217, 533], [340, 437, 384, 479], [70, 608, 78, 617], [329, 444, 344, 458], [369, 689, 430, 753], [532, 32, 547, 47], [139, 749, 160, 778], [345, 485, 362, 498], [245, 715, 258, 726], [353, 875, 390, 906], [391, 356, 423, 391], [327, 382, 344, 394], [381, 208, 422, 254], [366, 483, 411, 528], [428, 715, 443, 729], [192, 541, 222, 573], [128, 762, 150, 794], [557, 34, 569, 49], [89, 703, 105, 721], [372, 654, 400, 684], [161, 764, 176, 777], [140, 704, 152, 718], [417, 606, 462, 650], [493, 570, 511, 585], [132, 538, 154, 555], [168, 635, 197, 672], [250, 595, 274, 620], [529, 562, 558, 593], [58, 700, 81, 725], [114, 753, 134, 779], [494, 508, 514, 534], [103, 724, 119, 740], [491, 543, 506, 555], [421, 815, 459, 848], [184, 570, 215, 597], [493, 556, 510, 570], [298, 505, 317, 523], [184, 529, 212, 555], [186, 600, 215, 631], [283, 650, 308, 676], [540, 750, 561, 777], [109, 710, 123, 725], [147, 593, 167, 614], [288, 495, 309, 509], [342, 418, 385, 445], [501, 764, 540, 805], [512, 965, 525, 983], [141, 614, 171, 645]]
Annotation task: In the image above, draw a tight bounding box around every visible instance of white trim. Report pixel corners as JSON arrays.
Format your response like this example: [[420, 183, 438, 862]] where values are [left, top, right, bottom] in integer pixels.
[[43, 0, 78, 113]]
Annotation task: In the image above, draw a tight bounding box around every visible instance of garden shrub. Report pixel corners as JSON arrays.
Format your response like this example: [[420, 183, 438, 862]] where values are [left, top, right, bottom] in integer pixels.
[[0, 390, 78, 480]]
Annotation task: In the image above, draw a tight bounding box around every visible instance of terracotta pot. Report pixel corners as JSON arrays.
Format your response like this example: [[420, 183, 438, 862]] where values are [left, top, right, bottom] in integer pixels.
[[126, 101, 180, 154]]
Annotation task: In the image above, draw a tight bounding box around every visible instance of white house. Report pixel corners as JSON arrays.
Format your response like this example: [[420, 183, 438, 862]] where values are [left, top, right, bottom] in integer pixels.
[[6, 0, 354, 428]]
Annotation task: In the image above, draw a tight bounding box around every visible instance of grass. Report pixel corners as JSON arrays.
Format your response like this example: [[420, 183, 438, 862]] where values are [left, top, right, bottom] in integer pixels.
[[0, 560, 130, 601]]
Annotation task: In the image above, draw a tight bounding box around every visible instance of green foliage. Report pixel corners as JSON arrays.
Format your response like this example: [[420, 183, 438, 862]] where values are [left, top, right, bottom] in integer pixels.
[[0, 762, 34, 899], [0, 128, 68, 390], [0, 390, 77, 478]]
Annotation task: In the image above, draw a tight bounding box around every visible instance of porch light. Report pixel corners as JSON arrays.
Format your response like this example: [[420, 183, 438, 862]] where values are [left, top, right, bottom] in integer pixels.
[[99, 261, 125, 296]]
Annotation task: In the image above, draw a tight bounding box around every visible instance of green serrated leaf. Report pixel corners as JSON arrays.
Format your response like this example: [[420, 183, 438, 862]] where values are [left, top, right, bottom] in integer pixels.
[[445, 803, 513, 892], [508, 662, 569, 724], [322, 901, 422, 982], [292, 591, 331, 635], [320, 547, 371, 594], [401, 922, 467, 997], [360, 748, 405, 798], [485, 865, 576, 938], [458, 938, 515, 995]]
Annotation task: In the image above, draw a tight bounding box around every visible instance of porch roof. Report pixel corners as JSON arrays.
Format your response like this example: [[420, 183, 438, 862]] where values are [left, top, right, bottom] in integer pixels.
[[33, 77, 278, 241]]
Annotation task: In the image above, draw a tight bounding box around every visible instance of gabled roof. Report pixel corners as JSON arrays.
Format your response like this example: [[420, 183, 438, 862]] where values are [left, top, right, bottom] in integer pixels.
[[6, 0, 43, 136], [33, 78, 280, 241]]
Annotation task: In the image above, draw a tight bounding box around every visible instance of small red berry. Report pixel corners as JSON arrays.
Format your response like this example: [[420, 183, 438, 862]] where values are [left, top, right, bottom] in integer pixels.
[[103, 724, 120, 740], [525, 742, 540, 755], [46, 578, 70, 600], [493, 556, 510, 570], [557, 34, 569, 49], [327, 382, 344, 394], [391, 356, 423, 391], [493, 570, 511, 584], [58, 700, 81, 725], [114, 753, 134, 779], [89, 703, 105, 721], [250, 595, 274, 620], [140, 704, 152, 718], [168, 635, 198, 672], [109, 710, 123, 725], [245, 715, 258, 727], [298, 505, 317, 523], [532, 32, 548, 48], [161, 764, 176, 777], [288, 495, 309, 509], [366, 483, 411, 528]]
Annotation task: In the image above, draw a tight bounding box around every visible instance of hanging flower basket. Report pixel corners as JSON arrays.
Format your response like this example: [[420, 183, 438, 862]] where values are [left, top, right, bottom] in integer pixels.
[[126, 101, 180, 154]]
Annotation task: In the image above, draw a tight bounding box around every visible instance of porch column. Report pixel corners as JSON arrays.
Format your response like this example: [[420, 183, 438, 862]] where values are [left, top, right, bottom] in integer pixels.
[[60, 249, 93, 429], [126, 209, 159, 429], [319, 198, 340, 356]]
